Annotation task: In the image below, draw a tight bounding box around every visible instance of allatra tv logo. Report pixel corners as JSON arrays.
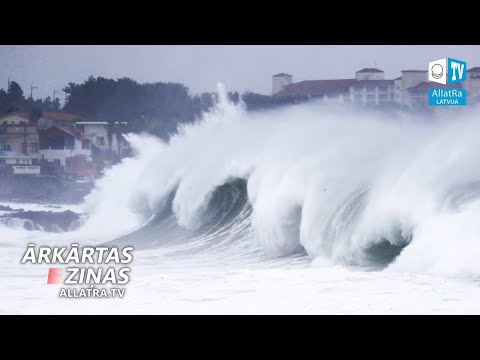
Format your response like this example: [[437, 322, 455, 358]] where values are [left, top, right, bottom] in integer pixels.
[[428, 58, 467, 85], [428, 57, 467, 106]]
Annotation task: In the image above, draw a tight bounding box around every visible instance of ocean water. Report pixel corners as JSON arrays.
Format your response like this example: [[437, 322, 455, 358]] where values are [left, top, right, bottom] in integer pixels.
[[2, 86, 480, 314]]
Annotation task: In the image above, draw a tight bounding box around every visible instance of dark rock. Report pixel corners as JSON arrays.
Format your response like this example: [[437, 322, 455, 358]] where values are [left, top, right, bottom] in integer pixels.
[[0, 205, 21, 212], [0, 210, 81, 232]]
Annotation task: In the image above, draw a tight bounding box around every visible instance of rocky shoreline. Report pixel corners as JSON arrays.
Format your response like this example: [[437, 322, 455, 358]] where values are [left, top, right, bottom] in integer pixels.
[[0, 208, 83, 232], [0, 176, 93, 204]]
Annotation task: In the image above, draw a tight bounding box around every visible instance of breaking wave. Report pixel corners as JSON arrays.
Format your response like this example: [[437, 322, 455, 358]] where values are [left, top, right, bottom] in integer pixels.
[[12, 84, 480, 274]]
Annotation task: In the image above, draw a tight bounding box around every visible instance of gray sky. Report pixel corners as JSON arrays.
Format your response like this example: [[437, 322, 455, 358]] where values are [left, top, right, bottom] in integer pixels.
[[0, 45, 477, 103]]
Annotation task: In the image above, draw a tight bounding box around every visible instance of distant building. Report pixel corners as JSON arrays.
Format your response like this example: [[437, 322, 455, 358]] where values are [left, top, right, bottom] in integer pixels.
[[393, 76, 402, 104], [0, 151, 40, 175], [275, 68, 395, 106], [75, 121, 127, 157], [274, 66, 479, 108], [75, 122, 109, 151], [274, 79, 355, 102], [0, 112, 30, 125], [464, 67, 480, 103], [38, 126, 92, 168], [396, 70, 428, 106], [349, 80, 395, 105], [272, 73, 293, 95], [0, 112, 40, 159], [355, 68, 385, 81], [37, 111, 84, 129]]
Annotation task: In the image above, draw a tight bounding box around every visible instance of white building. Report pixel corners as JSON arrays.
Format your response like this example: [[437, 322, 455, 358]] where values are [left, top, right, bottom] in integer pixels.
[[75, 122, 109, 150], [274, 66, 480, 108], [39, 126, 91, 167], [74, 121, 126, 156], [398, 70, 428, 106], [0, 151, 40, 175], [0, 112, 40, 159], [272, 73, 293, 95], [274, 68, 395, 106], [349, 80, 395, 105]]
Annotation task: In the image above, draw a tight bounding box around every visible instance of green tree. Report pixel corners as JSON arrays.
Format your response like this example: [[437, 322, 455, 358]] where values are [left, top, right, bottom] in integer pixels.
[[63, 76, 196, 139], [8, 81, 24, 101]]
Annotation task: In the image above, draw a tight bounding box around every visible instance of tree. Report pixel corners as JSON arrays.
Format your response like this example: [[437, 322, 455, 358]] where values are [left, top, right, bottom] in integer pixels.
[[228, 91, 240, 105], [0, 81, 25, 114], [63, 76, 197, 139], [52, 97, 61, 110], [241, 91, 304, 111], [30, 107, 43, 124], [7, 81, 24, 103]]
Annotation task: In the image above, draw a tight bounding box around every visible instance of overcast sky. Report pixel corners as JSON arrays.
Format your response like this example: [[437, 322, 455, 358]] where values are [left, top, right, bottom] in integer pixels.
[[0, 45, 477, 103]]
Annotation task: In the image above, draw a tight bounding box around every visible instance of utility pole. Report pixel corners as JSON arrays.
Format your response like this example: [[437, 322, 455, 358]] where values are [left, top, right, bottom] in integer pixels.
[[7, 77, 10, 92], [23, 122, 27, 155], [30, 83, 38, 99]]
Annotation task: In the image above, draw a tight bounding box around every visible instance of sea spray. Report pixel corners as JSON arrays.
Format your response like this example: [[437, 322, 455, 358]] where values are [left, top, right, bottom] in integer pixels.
[[11, 84, 480, 274]]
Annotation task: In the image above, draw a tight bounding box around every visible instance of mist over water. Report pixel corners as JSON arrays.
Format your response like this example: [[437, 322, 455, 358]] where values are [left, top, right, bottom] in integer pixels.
[[4, 85, 480, 277]]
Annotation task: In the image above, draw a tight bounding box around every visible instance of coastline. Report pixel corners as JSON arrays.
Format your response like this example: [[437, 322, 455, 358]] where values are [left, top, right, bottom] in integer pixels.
[[0, 176, 93, 205]]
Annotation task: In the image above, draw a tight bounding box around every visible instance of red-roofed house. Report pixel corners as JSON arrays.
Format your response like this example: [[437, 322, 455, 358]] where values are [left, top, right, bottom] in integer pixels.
[[38, 111, 85, 129], [38, 126, 93, 172]]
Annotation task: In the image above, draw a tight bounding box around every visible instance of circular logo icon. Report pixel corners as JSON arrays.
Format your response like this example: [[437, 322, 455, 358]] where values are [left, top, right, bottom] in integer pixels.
[[431, 64, 443, 79]]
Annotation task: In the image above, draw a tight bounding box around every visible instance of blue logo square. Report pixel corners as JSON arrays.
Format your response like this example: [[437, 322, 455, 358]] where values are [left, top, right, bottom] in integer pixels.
[[447, 58, 467, 84], [428, 88, 466, 106]]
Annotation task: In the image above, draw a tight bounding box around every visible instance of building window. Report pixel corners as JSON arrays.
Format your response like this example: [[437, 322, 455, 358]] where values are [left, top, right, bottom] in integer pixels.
[[21, 142, 27, 154], [82, 140, 91, 150], [97, 137, 105, 146], [65, 137, 74, 149], [30, 143, 39, 154], [2, 121, 6, 125], [0, 159, 5, 164]]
